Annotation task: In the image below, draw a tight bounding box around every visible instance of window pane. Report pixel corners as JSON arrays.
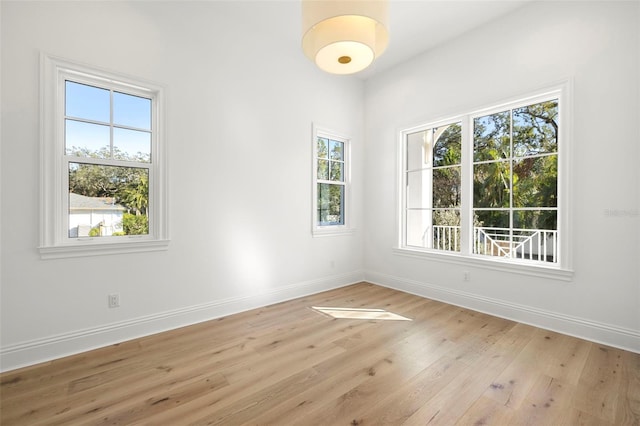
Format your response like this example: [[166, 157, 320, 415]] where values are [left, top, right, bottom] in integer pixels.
[[513, 100, 558, 157], [407, 131, 428, 171], [474, 111, 510, 162], [407, 169, 429, 209], [473, 210, 510, 257], [513, 210, 558, 262], [114, 92, 151, 130], [433, 166, 461, 208], [406, 209, 461, 251], [329, 140, 343, 161], [473, 161, 510, 208], [433, 209, 461, 252], [433, 123, 461, 167], [513, 209, 557, 231], [65, 81, 110, 122], [474, 210, 510, 229], [69, 163, 149, 237], [317, 159, 329, 180], [406, 209, 430, 247], [113, 128, 151, 162], [317, 138, 328, 159], [329, 161, 343, 182], [65, 119, 110, 157], [317, 183, 344, 226], [513, 155, 557, 208]]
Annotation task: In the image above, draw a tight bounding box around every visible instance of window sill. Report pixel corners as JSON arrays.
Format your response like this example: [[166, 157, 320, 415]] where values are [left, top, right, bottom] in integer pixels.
[[392, 247, 574, 282], [39, 239, 170, 260], [312, 226, 355, 238]]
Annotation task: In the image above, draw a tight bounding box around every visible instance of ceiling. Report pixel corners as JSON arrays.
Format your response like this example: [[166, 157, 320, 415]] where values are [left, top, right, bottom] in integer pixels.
[[131, 0, 532, 80], [354, 0, 532, 79]]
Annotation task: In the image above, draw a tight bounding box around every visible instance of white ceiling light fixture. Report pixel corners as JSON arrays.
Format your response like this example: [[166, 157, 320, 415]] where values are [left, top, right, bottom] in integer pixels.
[[302, 0, 389, 75]]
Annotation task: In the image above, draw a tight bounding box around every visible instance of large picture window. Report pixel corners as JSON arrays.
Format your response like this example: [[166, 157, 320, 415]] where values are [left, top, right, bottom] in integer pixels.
[[399, 87, 569, 273], [40, 55, 168, 258]]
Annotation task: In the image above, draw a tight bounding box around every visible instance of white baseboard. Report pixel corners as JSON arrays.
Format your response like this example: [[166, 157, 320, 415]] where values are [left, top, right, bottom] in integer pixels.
[[365, 270, 640, 354], [0, 270, 364, 372]]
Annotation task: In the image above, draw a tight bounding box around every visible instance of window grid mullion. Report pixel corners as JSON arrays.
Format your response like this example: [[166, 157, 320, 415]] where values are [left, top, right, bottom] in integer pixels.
[[109, 89, 114, 159], [317, 179, 346, 186], [461, 114, 473, 256], [64, 155, 152, 169], [509, 108, 514, 252]]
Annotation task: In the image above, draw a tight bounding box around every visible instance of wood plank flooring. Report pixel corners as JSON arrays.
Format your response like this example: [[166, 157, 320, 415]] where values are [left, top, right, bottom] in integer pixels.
[[1, 282, 639, 425]]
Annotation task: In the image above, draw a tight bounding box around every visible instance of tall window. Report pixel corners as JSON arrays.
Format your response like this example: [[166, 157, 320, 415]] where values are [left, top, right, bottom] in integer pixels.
[[65, 81, 152, 238], [400, 88, 568, 270], [312, 125, 351, 236], [473, 101, 558, 263], [405, 122, 462, 251], [40, 55, 168, 258]]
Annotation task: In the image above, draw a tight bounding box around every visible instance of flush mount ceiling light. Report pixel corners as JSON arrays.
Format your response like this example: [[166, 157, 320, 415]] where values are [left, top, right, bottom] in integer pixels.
[[302, 0, 389, 75]]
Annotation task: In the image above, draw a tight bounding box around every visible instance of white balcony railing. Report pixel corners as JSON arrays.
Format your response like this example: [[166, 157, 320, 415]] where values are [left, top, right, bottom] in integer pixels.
[[430, 225, 557, 263], [432, 225, 460, 252]]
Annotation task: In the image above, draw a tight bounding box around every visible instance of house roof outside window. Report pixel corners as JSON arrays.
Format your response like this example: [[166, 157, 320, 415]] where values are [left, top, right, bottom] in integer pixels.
[[69, 193, 126, 212]]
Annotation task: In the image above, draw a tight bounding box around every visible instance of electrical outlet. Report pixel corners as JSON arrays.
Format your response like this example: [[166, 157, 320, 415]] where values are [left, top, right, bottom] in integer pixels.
[[108, 293, 120, 308], [463, 271, 470, 282]]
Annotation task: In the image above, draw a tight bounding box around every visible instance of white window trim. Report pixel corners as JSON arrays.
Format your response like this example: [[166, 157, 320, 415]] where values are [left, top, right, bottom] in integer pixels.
[[311, 124, 354, 237], [39, 53, 169, 259], [396, 81, 574, 281]]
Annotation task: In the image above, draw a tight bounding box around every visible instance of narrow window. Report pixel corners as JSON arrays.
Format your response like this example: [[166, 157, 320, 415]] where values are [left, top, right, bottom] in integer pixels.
[[312, 126, 351, 236], [405, 122, 462, 251]]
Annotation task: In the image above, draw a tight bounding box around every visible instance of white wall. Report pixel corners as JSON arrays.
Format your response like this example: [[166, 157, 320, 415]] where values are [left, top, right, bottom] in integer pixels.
[[2, 0, 639, 373], [364, 1, 639, 351], [0, 1, 365, 370]]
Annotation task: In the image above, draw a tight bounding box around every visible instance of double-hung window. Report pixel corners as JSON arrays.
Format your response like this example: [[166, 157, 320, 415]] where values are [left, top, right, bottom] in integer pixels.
[[405, 121, 463, 250], [399, 85, 571, 276], [40, 55, 168, 258], [312, 125, 351, 236]]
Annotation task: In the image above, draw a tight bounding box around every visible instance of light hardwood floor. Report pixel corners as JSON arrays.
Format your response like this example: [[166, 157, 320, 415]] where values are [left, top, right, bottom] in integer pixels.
[[1, 282, 639, 425]]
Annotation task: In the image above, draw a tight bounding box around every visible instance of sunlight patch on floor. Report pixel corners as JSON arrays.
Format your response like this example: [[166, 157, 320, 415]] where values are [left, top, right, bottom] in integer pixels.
[[311, 306, 412, 321]]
